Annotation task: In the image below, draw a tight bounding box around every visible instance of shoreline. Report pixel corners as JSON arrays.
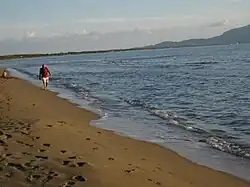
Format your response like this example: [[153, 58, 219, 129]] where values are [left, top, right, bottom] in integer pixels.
[[1, 69, 250, 187], [0, 47, 151, 61]]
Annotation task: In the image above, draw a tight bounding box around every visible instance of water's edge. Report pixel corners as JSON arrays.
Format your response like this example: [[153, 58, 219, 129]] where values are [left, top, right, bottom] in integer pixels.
[[7, 68, 250, 182]]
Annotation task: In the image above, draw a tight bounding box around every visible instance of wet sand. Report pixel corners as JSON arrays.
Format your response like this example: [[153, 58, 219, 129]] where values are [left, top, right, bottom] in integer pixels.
[[0, 69, 250, 187]]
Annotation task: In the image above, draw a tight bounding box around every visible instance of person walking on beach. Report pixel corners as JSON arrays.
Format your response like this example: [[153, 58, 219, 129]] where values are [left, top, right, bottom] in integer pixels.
[[39, 64, 51, 90]]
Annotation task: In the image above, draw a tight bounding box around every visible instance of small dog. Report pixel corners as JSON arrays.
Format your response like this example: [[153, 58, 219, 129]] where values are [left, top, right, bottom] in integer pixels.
[[1, 70, 8, 78]]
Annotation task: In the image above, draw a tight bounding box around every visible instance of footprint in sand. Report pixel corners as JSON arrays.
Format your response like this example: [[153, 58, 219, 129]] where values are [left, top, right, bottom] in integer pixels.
[[22, 152, 32, 156], [124, 168, 136, 173], [24, 161, 34, 168], [49, 171, 59, 177], [108, 157, 115, 161], [16, 140, 34, 148], [42, 143, 51, 148], [18, 122, 25, 126], [32, 136, 40, 140], [147, 178, 162, 186], [62, 160, 71, 166], [27, 174, 41, 182], [156, 182, 162, 185], [156, 166, 163, 171], [77, 162, 86, 167], [68, 156, 77, 160], [58, 121, 67, 127], [6, 153, 12, 157], [35, 155, 49, 160], [43, 170, 59, 183], [5, 171, 14, 178], [6, 134, 12, 139], [72, 175, 86, 182], [61, 159, 86, 168], [0, 140, 8, 146], [16, 140, 24, 144], [7, 163, 27, 172], [63, 180, 75, 187], [58, 120, 67, 124], [25, 143, 34, 148], [14, 127, 20, 131], [0, 165, 4, 171], [124, 164, 140, 174], [20, 130, 29, 135], [38, 148, 46, 153]]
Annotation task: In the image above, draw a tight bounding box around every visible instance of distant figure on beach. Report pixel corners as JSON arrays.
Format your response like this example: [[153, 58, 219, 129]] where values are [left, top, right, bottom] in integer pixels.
[[39, 64, 51, 90], [1, 69, 8, 78]]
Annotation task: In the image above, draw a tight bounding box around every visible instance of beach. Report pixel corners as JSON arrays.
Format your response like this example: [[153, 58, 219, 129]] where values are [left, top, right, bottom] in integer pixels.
[[0, 69, 250, 187]]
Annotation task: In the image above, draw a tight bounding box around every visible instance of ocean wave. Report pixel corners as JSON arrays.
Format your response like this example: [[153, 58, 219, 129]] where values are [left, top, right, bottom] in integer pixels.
[[115, 54, 181, 63], [187, 60, 221, 66], [207, 136, 250, 159], [14, 68, 39, 79], [123, 98, 250, 159], [123, 99, 207, 133], [47, 60, 69, 65]]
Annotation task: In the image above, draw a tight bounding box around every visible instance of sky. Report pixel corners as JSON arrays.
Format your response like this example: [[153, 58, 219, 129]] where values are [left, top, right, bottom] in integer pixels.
[[0, 0, 249, 54]]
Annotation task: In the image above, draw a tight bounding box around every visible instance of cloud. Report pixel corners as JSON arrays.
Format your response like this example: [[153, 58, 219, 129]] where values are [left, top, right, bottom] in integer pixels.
[[25, 31, 36, 38], [207, 20, 229, 27], [77, 17, 128, 23]]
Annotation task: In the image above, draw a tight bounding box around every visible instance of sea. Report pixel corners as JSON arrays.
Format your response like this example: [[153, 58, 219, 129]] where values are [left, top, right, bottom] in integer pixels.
[[1, 44, 250, 180]]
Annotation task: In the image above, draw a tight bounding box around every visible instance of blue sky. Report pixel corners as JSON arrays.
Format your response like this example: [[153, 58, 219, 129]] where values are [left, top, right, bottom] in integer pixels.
[[0, 0, 249, 54]]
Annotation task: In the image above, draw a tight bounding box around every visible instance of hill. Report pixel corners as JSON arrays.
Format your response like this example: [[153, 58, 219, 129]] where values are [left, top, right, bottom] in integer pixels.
[[149, 24, 250, 49]]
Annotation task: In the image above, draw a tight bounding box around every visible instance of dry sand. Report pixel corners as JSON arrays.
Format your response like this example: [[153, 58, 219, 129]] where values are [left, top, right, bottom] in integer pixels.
[[0, 69, 250, 187]]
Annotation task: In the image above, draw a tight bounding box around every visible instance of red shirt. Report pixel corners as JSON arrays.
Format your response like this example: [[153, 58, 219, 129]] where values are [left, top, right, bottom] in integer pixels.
[[42, 67, 50, 78]]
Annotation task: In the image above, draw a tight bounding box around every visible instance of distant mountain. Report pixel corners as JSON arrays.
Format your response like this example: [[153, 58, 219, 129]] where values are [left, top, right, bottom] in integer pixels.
[[148, 24, 250, 49]]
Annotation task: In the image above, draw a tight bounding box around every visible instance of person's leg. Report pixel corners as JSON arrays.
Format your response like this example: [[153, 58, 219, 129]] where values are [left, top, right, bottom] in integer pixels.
[[42, 78, 46, 90], [45, 78, 49, 90]]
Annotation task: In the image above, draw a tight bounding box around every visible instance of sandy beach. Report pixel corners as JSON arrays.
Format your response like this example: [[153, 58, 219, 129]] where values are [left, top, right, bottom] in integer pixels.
[[0, 69, 250, 187]]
